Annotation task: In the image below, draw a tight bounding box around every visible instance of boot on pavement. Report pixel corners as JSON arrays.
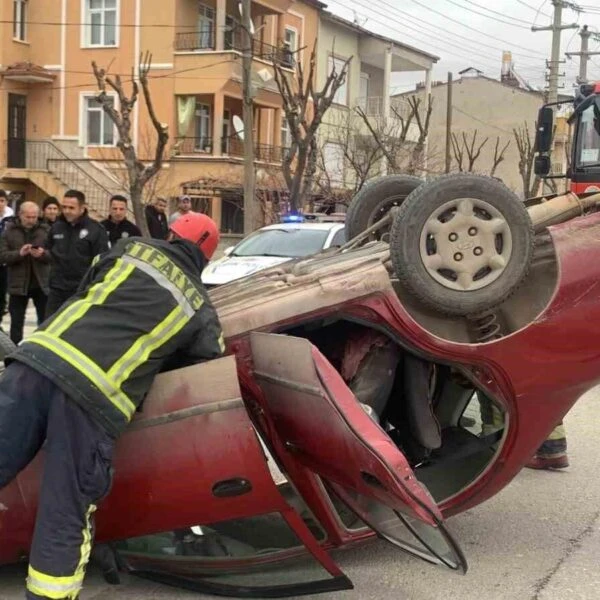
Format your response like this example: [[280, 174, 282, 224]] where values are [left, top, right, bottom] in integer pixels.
[[526, 453, 569, 470]]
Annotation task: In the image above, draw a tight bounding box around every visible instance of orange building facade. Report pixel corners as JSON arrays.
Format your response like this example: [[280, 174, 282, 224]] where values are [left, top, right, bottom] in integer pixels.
[[0, 0, 321, 231]]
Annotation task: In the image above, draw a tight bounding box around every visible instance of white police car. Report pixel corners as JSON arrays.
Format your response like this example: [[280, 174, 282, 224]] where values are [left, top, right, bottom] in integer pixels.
[[202, 220, 346, 287]]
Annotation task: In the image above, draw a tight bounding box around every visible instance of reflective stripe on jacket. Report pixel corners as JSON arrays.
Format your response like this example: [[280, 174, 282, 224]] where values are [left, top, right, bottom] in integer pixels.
[[9, 237, 225, 436]]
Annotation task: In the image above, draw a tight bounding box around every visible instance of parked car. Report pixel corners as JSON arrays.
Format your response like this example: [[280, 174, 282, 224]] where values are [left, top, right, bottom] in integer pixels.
[[2, 174, 600, 597], [201, 222, 346, 287]]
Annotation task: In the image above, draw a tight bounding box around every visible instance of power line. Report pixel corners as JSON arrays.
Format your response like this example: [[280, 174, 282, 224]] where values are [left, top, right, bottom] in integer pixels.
[[1, 58, 238, 93], [332, 0, 547, 63], [441, 0, 534, 28], [331, 0, 517, 72], [405, 0, 550, 56], [516, 0, 553, 20]]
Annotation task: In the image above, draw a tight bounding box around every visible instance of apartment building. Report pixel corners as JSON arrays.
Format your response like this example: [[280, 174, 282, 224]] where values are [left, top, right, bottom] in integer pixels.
[[0, 0, 321, 231], [316, 12, 438, 189]]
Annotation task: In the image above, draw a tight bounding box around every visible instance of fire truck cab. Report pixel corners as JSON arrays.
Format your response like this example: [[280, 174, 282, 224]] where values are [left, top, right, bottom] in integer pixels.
[[535, 82, 600, 195]]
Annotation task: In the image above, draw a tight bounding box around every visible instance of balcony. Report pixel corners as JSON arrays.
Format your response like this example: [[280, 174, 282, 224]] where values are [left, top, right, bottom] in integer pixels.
[[174, 22, 294, 68], [175, 136, 286, 164], [175, 29, 215, 52]]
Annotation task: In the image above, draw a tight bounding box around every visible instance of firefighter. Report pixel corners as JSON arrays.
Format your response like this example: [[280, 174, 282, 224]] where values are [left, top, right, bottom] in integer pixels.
[[0, 212, 224, 599]]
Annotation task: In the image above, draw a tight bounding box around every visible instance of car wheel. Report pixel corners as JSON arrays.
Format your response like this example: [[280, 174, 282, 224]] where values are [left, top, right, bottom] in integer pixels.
[[346, 175, 423, 242], [0, 330, 16, 374], [390, 173, 534, 317]]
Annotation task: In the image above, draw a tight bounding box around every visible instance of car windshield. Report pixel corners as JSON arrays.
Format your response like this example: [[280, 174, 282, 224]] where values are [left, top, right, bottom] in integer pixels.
[[232, 229, 330, 258]]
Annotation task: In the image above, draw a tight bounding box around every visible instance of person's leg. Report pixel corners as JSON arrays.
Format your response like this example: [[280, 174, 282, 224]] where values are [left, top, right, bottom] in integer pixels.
[[0, 362, 50, 490], [0, 266, 8, 325], [26, 392, 115, 600], [45, 289, 72, 320], [31, 288, 48, 327], [526, 422, 568, 470], [8, 294, 28, 344]]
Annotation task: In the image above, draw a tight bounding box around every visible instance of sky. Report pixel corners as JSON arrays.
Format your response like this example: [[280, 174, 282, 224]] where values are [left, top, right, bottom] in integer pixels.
[[324, 0, 600, 94]]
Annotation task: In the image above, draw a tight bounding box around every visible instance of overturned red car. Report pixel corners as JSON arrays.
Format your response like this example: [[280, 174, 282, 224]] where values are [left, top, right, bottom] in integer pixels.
[[1, 171, 600, 597]]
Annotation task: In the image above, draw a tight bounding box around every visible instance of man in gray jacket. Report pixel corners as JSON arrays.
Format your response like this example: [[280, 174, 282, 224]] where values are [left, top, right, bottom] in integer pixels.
[[0, 202, 50, 343]]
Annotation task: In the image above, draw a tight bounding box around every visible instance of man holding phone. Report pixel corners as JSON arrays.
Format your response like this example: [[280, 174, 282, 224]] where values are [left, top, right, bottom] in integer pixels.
[[0, 202, 50, 343]]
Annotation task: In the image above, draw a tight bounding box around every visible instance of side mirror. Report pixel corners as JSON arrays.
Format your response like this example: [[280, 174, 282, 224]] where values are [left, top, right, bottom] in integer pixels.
[[223, 246, 235, 257], [534, 155, 551, 177], [535, 106, 554, 153], [594, 98, 600, 137]]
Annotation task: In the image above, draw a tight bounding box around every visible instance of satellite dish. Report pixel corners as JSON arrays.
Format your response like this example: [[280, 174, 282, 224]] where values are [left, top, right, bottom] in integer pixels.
[[237, 3, 256, 35], [232, 115, 245, 140]]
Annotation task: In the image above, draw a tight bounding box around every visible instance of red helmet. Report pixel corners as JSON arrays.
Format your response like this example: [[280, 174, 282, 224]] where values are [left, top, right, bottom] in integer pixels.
[[170, 212, 220, 260]]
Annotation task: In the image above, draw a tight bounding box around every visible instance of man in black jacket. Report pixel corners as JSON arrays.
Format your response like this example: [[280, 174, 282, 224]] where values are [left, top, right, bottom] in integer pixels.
[[45, 189, 109, 318], [101, 195, 142, 246], [145, 196, 169, 239], [0, 212, 223, 599]]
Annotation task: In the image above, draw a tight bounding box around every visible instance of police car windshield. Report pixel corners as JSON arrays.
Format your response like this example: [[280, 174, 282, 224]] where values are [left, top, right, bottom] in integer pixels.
[[232, 228, 330, 258]]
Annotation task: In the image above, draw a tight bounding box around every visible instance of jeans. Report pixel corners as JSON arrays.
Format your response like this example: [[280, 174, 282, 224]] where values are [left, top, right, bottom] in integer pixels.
[[8, 288, 47, 344]]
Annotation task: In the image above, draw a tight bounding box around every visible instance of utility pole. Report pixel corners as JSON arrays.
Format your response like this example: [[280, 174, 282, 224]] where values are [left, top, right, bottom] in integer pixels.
[[445, 71, 453, 174], [566, 25, 600, 84], [241, 0, 256, 234], [532, 0, 578, 106]]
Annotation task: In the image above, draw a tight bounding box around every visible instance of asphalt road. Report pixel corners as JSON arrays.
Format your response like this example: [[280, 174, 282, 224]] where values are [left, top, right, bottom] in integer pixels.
[[2, 313, 599, 599]]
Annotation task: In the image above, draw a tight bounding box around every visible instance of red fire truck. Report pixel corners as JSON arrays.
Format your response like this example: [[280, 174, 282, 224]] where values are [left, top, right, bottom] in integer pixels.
[[535, 82, 600, 194]]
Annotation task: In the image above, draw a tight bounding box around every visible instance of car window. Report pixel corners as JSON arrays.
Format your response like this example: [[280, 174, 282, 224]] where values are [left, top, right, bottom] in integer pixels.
[[114, 511, 348, 597], [329, 228, 346, 248], [232, 229, 330, 258]]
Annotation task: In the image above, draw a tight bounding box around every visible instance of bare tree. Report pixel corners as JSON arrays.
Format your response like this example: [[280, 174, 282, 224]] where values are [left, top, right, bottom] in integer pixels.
[[451, 130, 489, 172], [92, 52, 169, 236], [490, 137, 511, 177], [356, 95, 434, 176], [513, 122, 541, 199], [315, 111, 385, 204], [273, 44, 351, 211]]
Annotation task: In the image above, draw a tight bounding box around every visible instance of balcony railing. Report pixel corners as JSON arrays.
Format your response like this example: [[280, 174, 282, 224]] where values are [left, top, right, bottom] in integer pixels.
[[175, 136, 287, 163], [356, 96, 412, 118], [175, 29, 215, 51], [174, 137, 214, 154], [175, 24, 294, 67]]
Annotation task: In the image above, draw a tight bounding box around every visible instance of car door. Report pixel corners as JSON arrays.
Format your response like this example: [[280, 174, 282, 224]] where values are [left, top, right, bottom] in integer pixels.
[[250, 332, 467, 572]]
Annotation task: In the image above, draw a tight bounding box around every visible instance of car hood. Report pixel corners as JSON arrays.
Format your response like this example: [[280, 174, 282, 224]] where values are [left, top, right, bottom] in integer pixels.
[[202, 255, 291, 285]]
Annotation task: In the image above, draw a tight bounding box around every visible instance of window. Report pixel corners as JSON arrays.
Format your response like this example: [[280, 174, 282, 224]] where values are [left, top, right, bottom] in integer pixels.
[[84, 96, 115, 145], [195, 103, 212, 152], [84, 0, 117, 47], [222, 110, 231, 154], [576, 104, 600, 167], [13, 0, 26, 41], [284, 27, 298, 53], [280, 115, 291, 149], [329, 228, 346, 248], [322, 142, 345, 186], [359, 72, 369, 100], [198, 3, 215, 49], [328, 56, 349, 106]]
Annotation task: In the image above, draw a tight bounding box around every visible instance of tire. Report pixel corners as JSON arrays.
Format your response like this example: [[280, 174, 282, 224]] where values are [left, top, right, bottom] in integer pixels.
[[390, 173, 534, 317], [0, 330, 16, 374], [346, 175, 423, 242]]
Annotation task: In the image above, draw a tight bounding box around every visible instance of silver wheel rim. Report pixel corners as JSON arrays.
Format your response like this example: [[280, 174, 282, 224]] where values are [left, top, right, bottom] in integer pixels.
[[419, 197, 513, 292]]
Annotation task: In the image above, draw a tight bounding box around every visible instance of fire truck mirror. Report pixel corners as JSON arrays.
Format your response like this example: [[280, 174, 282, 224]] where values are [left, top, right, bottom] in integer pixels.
[[534, 155, 551, 177], [594, 99, 600, 137], [535, 107, 554, 154]]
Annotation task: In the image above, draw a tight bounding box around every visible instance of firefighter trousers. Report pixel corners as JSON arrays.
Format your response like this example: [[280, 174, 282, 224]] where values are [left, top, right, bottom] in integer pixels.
[[0, 362, 115, 599]]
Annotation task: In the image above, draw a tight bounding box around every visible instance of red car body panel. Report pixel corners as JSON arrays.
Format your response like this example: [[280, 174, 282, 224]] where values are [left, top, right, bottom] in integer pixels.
[[0, 211, 600, 587]]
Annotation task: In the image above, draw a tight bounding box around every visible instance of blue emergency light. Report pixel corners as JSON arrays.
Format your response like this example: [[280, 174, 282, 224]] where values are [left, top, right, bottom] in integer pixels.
[[281, 213, 304, 223]]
